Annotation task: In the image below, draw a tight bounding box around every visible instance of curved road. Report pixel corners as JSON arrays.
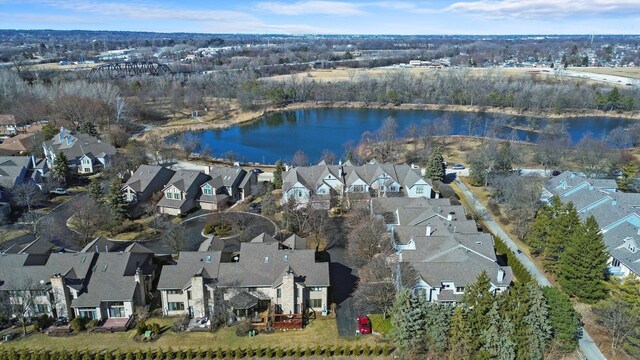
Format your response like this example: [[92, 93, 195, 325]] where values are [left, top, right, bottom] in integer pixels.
[[454, 178, 606, 360]]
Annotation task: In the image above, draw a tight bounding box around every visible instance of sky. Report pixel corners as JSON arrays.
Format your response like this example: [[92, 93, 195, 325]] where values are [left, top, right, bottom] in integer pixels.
[[1, 0, 640, 35]]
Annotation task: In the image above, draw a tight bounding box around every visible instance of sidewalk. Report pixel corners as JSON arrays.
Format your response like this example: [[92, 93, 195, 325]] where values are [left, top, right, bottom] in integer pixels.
[[453, 178, 606, 360]]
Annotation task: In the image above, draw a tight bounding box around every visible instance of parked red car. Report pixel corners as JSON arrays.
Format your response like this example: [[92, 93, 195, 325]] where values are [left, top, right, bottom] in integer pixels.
[[356, 314, 371, 335]]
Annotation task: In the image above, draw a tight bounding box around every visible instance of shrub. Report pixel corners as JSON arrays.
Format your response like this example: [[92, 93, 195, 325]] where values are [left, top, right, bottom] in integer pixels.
[[362, 344, 371, 356], [86, 319, 99, 330], [333, 345, 342, 356], [103, 350, 112, 360], [234, 347, 242, 359], [234, 321, 254, 337], [136, 320, 147, 336], [36, 315, 53, 330], [124, 351, 133, 360], [304, 346, 312, 357], [213, 221, 232, 237], [215, 348, 223, 359], [382, 345, 391, 356], [203, 224, 214, 235], [275, 347, 283, 358], [135, 350, 143, 360], [114, 349, 122, 360], [314, 345, 322, 356], [69, 317, 86, 332], [286, 347, 295, 357], [353, 344, 362, 356]]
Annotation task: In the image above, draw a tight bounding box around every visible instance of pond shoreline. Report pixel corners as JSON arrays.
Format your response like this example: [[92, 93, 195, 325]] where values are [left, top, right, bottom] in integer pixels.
[[147, 101, 640, 139]]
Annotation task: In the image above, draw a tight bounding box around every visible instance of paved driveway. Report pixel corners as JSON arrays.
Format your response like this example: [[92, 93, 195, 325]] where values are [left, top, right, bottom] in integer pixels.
[[327, 246, 359, 337], [454, 179, 606, 360]]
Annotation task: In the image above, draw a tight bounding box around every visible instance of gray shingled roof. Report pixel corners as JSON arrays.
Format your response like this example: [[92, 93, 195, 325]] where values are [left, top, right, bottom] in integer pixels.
[[124, 165, 175, 193], [217, 242, 329, 287], [45, 130, 116, 161], [157, 252, 222, 290], [71, 252, 154, 307]]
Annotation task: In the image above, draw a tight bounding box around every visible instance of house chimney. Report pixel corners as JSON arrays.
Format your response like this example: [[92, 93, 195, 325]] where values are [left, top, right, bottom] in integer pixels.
[[105, 245, 108, 253], [426, 226, 432, 236], [203, 166, 210, 175], [95, 245, 99, 252], [497, 269, 505, 283], [447, 213, 453, 221]]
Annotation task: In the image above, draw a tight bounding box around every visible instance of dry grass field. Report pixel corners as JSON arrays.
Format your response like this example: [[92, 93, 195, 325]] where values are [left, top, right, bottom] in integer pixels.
[[570, 66, 640, 80]]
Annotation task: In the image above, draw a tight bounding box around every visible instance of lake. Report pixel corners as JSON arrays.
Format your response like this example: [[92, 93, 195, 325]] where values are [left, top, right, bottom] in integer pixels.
[[176, 108, 636, 165]]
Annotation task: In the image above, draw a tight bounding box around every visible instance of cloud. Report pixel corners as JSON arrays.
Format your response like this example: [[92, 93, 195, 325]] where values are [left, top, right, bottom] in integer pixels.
[[444, 0, 640, 19], [17, 0, 328, 34], [255, 1, 365, 16]]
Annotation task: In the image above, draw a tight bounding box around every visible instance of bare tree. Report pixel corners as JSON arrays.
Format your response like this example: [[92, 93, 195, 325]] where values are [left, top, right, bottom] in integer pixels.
[[347, 217, 390, 268], [146, 133, 164, 165], [291, 150, 309, 167], [144, 191, 165, 234], [12, 184, 47, 213], [165, 223, 186, 254], [5, 280, 48, 335], [69, 198, 111, 245], [353, 256, 396, 319], [319, 149, 337, 165], [306, 209, 329, 250], [573, 134, 612, 178], [593, 296, 639, 356]]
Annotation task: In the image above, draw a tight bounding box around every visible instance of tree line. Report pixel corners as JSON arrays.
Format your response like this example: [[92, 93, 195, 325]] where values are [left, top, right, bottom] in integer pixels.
[[390, 274, 580, 360]]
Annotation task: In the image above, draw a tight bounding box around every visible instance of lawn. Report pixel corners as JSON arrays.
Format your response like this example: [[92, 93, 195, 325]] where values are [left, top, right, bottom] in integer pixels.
[[367, 315, 392, 335], [8, 317, 382, 352]]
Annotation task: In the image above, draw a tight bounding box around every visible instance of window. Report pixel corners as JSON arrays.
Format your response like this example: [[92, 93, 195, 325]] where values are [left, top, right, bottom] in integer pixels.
[[166, 192, 173, 200], [168, 302, 185, 311], [78, 309, 97, 319], [308, 299, 322, 308], [167, 290, 183, 295], [310, 287, 323, 292], [108, 302, 125, 318], [353, 185, 364, 192], [611, 258, 621, 267], [456, 287, 465, 293], [276, 289, 282, 298], [415, 186, 424, 194], [34, 304, 49, 314], [187, 291, 191, 300], [203, 185, 212, 196]]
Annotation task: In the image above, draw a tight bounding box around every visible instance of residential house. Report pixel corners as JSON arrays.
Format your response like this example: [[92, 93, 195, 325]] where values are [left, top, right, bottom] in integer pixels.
[[0, 133, 36, 155], [370, 196, 512, 304], [122, 165, 176, 204], [543, 171, 640, 277], [157, 170, 211, 215], [0, 241, 155, 322], [282, 161, 436, 208], [0, 115, 17, 135], [158, 234, 330, 320], [199, 166, 255, 211], [0, 155, 48, 189], [43, 128, 116, 174]]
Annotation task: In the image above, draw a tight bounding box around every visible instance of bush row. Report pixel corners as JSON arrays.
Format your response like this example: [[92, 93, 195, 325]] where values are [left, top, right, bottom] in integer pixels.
[[494, 236, 534, 283], [0, 344, 394, 359]]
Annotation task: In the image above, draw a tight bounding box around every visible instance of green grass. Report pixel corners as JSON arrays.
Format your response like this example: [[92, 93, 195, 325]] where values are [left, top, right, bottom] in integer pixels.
[[368, 314, 393, 335], [8, 317, 379, 351]]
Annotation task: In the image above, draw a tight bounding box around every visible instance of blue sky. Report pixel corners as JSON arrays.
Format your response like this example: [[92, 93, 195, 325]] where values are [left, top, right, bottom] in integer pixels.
[[1, 0, 640, 35]]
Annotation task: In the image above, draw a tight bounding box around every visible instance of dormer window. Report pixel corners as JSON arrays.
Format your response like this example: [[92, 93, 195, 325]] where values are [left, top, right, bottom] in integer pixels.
[[203, 184, 212, 196]]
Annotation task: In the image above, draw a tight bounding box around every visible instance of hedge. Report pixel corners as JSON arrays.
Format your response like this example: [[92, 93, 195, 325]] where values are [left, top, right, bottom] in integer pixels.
[[494, 236, 534, 283], [0, 345, 394, 359]]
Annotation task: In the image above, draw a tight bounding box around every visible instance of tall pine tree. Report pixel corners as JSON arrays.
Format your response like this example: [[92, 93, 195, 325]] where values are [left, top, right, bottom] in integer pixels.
[[541, 287, 580, 353], [448, 306, 472, 360], [523, 283, 553, 360], [422, 302, 452, 354], [106, 178, 129, 221], [482, 302, 516, 360], [461, 271, 495, 357], [543, 202, 580, 274], [87, 178, 103, 203], [52, 152, 71, 185], [558, 215, 609, 303], [525, 196, 563, 255], [273, 160, 285, 189], [390, 289, 427, 353], [424, 151, 445, 182]]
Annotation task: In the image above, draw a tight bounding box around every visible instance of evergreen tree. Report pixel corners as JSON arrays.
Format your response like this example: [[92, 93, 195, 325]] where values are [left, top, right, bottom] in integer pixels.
[[525, 196, 563, 255], [105, 178, 129, 221], [391, 289, 427, 353], [273, 160, 285, 189], [87, 178, 104, 202], [52, 152, 71, 184], [482, 302, 516, 360], [498, 283, 530, 359], [524, 283, 553, 360], [493, 141, 514, 175], [617, 161, 639, 192], [448, 306, 472, 360], [543, 202, 580, 274], [80, 122, 97, 136], [461, 271, 495, 356], [541, 287, 580, 352], [423, 302, 452, 353], [424, 151, 445, 182], [558, 216, 609, 303]]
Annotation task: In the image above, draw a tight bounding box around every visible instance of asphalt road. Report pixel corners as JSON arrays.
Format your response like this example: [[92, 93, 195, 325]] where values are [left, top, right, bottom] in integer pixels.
[[454, 178, 606, 360]]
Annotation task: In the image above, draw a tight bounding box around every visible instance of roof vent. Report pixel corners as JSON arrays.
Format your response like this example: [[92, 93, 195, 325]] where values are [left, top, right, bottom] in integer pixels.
[[205, 255, 211, 263], [264, 256, 269, 263], [283, 254, 288, 261], [475, 241, 482, 245]]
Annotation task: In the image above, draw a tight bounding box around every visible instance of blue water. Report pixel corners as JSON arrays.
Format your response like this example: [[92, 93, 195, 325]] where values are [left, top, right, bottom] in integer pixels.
[[176, 108, 635, 164]]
